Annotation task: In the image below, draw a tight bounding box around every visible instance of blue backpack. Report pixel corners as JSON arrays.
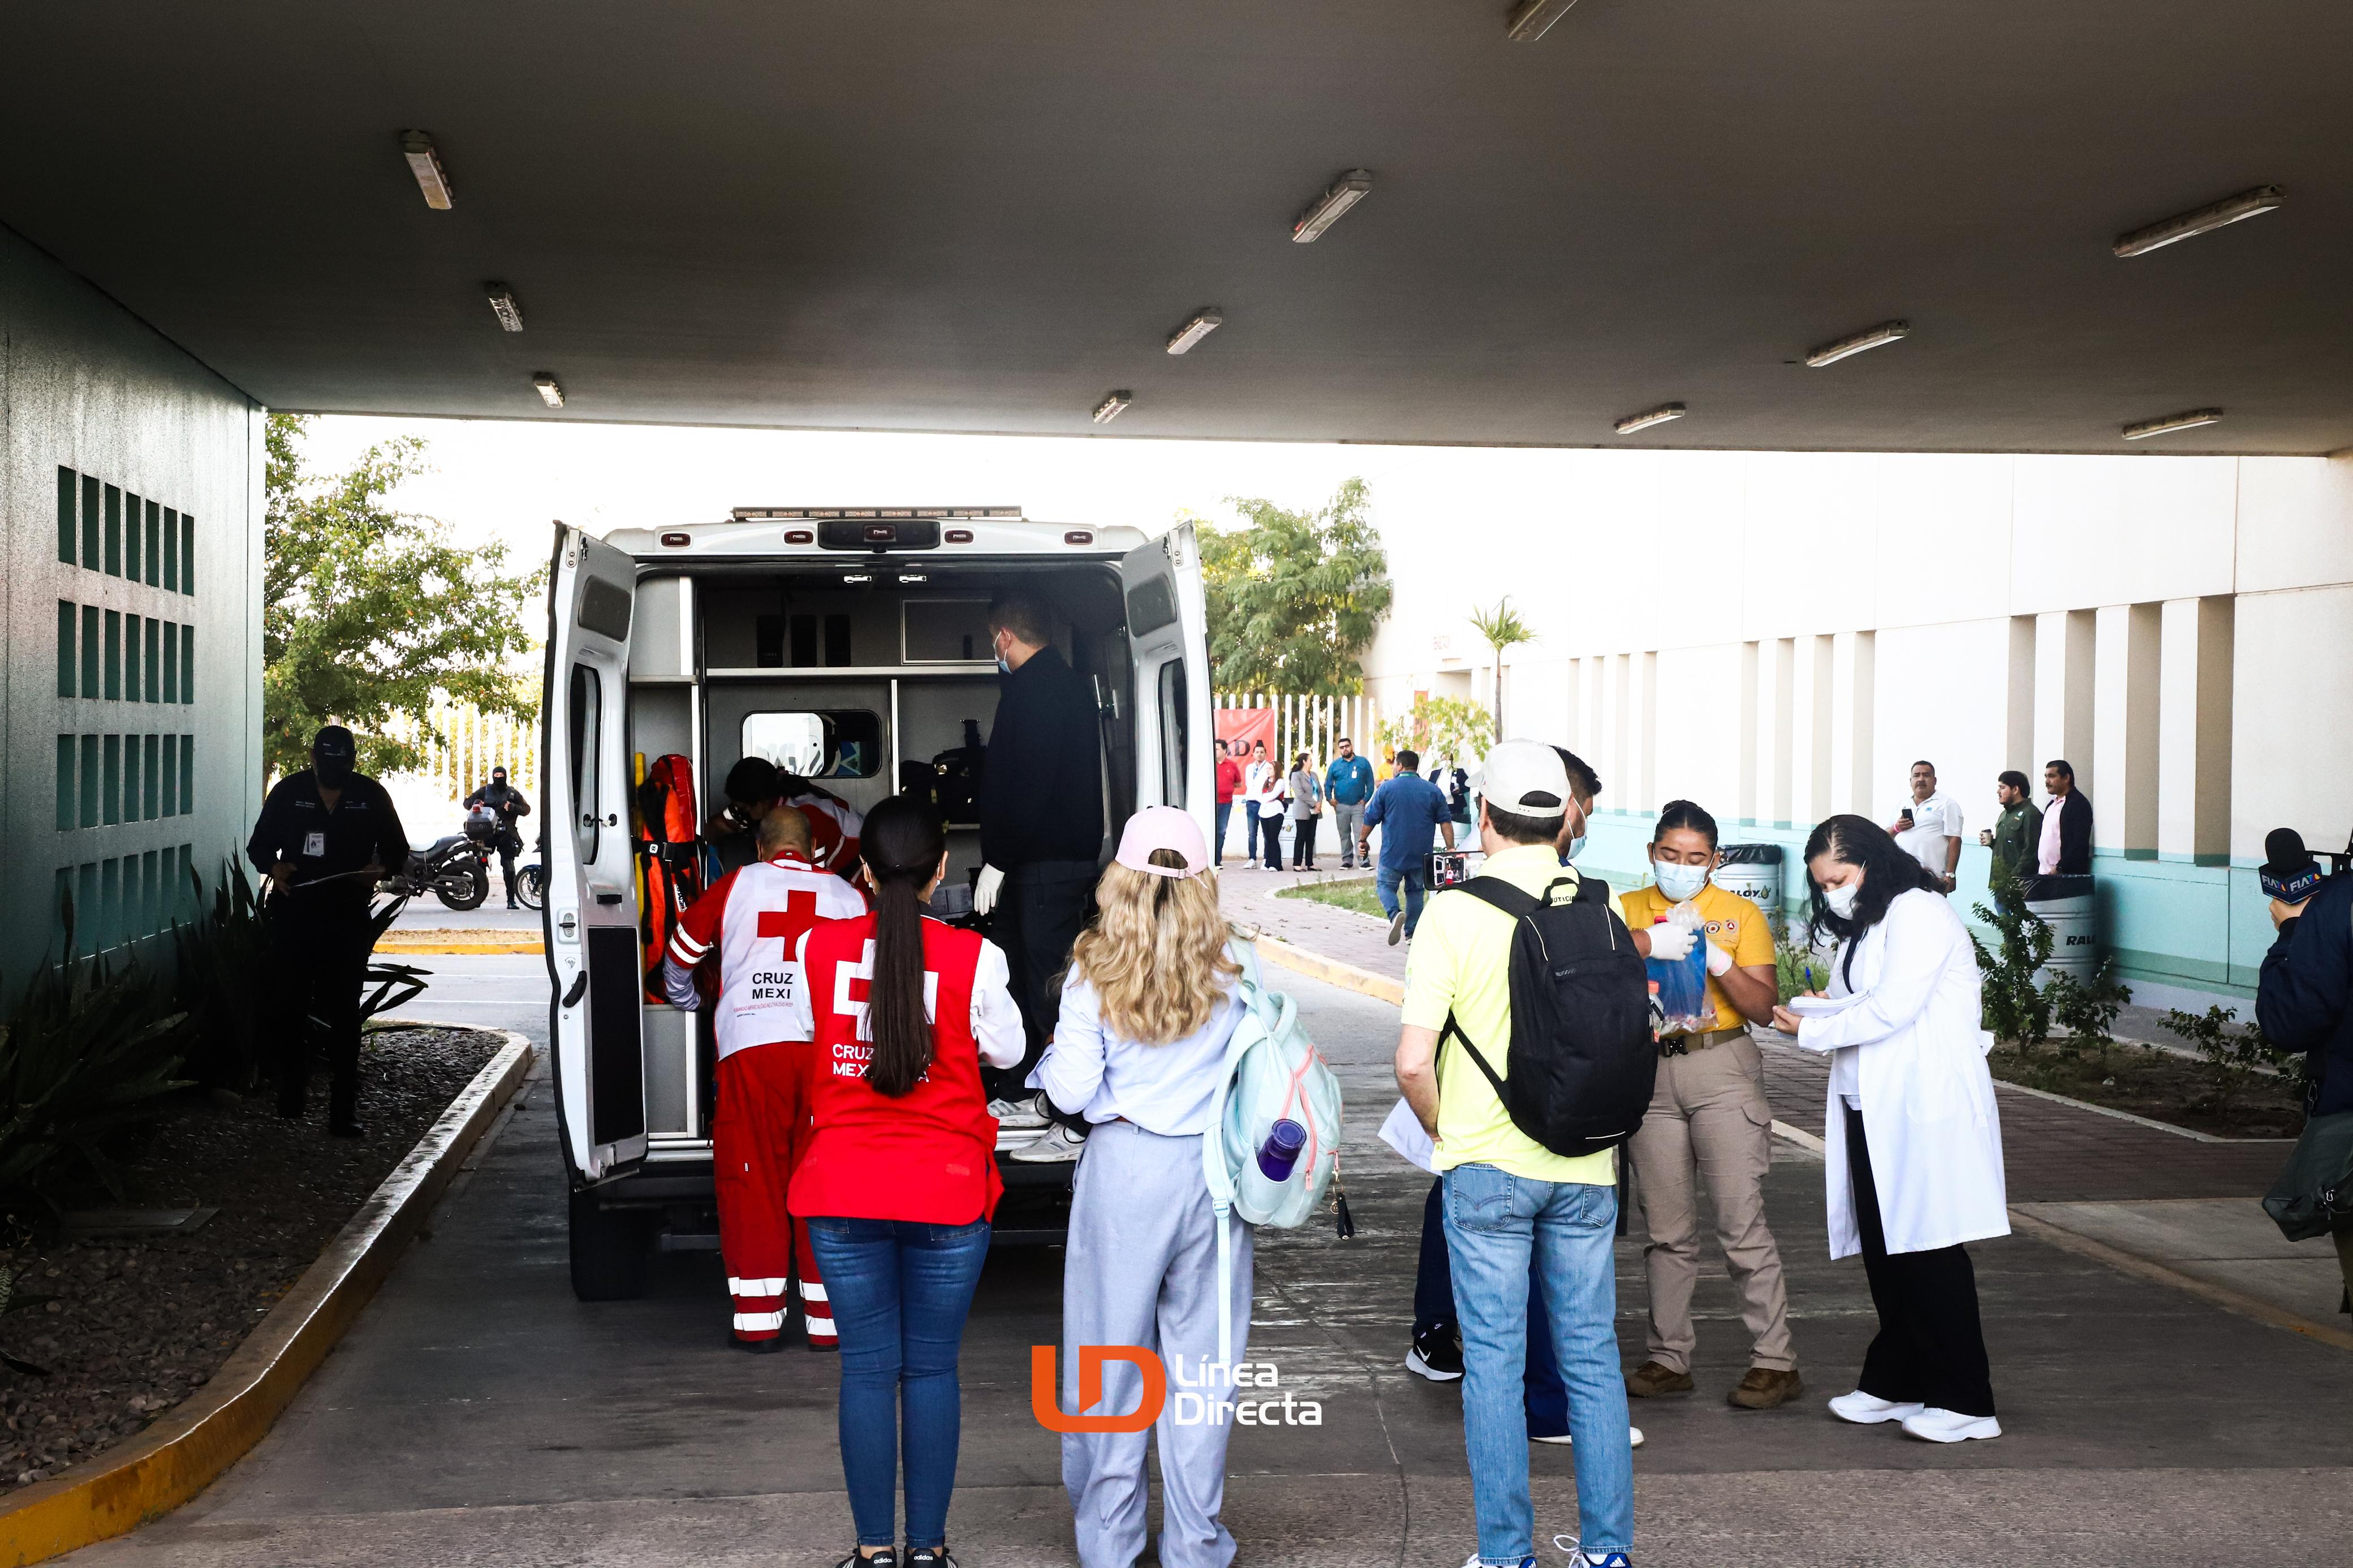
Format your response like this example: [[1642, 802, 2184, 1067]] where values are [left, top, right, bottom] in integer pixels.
[[1202, 939, 1344, 1363]]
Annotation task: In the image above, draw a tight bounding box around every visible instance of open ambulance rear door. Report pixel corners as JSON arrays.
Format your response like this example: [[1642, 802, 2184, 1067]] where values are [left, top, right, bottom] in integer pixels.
[[543, 524, 649, 1185], [1121, 523, 1214, 843]]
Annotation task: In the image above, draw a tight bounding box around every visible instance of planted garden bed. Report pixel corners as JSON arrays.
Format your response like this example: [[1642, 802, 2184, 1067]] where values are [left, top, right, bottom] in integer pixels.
[[1984, 1035, 2305, 1139], [0, 1025, 500, 1493]]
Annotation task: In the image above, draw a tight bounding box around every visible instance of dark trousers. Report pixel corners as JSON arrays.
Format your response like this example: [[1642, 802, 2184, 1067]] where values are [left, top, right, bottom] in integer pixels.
[[984, 859, 1097, 1105], [269, 903, 373, 1120], [1262, 815, 1283, 870], [1412, 1178, 1572, 1436], [1214, 801, 1232, 862], [495, 831, 522, 902], [1845, 1104, 1997, 1417], [1290, 815, 1319, 867]]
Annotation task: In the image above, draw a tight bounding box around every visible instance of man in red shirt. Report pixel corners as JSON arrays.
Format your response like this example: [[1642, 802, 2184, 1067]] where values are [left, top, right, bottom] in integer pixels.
[[665, 806, 866, 1350], [1214, 738, 1244, 867]]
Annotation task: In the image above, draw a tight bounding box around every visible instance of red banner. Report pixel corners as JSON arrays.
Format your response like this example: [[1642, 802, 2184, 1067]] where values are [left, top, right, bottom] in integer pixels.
[[1216, 708, 1276, 758]]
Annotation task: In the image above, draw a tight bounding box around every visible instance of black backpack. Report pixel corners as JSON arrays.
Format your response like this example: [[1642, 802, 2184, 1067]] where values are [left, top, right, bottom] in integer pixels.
[[1438, 874, 1657, 1158]]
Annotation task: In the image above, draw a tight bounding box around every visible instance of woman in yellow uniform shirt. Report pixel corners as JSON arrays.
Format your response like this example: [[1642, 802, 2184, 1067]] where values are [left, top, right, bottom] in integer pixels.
[[1617, 800, 1804, 1411]]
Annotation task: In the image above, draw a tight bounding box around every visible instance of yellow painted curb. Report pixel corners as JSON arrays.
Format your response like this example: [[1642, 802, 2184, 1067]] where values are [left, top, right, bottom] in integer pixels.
[[1245, 929, 1404, 1006], [0, 1029, 535, 1565]]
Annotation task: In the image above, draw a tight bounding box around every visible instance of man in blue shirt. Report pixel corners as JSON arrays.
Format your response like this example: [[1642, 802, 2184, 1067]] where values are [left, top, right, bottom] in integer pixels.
[[1358, 747, 1456, 944], [1325, 737, 1377, 870]]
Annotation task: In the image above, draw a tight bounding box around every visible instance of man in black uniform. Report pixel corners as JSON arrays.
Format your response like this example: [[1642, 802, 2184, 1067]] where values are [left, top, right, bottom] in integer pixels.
[[972, 591, 1104, 1162], [463, 765, 532, 909], [247, 725, 410, 1137]]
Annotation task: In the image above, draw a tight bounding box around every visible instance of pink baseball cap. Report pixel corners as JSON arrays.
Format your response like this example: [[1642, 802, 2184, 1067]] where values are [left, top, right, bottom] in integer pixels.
[[1114, 806, 1210, 879]]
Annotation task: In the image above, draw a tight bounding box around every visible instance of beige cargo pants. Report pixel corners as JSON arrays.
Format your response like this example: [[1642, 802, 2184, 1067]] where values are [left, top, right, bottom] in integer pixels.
[[1627, 1033, 1796, 1373]]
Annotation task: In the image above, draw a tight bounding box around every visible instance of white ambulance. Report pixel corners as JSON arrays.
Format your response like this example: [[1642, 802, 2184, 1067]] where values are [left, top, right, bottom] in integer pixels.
[[541, 508, 1212, 1299]]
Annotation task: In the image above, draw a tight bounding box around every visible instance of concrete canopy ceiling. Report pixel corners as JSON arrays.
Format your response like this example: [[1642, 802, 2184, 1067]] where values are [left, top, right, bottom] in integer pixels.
[[5, 2, 2350, 454]]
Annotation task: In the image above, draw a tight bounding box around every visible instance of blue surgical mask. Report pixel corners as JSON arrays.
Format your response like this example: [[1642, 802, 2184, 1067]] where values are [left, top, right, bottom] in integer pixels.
[[1653, 860, 1710, 902], [1561, 833, 1587, 865], [995, 654, 1011, 675]]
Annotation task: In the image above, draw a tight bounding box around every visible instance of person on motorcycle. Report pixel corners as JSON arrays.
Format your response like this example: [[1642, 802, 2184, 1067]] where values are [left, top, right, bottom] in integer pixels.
[[463, 766, 532, 909], [245, 725, 410, 1137]]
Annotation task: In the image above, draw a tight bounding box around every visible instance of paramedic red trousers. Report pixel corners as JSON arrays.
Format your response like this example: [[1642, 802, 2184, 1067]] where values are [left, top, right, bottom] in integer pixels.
[[713, 1042, 833, 1346]]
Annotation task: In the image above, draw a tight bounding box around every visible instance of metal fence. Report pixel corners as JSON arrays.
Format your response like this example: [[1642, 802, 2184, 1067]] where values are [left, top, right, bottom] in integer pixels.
[[1214, 690, 1382, 769]]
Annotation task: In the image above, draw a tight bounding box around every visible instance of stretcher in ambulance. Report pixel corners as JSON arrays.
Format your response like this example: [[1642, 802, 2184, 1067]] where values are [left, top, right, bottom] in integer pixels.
[[542, 508, 1212, 1300]]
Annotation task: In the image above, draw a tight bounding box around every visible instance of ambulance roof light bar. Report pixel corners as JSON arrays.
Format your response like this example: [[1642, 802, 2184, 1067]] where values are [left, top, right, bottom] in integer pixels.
[[729, 506, 1025, 520]]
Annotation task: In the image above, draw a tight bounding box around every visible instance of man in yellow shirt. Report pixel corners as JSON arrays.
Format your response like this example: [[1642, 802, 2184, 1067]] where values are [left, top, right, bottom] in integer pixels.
[[1617, 800, 1801, 1412], [1394, 740, 1634, 1568]]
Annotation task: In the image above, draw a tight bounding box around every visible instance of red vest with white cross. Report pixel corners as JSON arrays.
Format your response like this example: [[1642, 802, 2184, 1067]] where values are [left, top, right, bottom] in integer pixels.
[[790, 913, 1000, 1225], [666, 854, 866, 1060]]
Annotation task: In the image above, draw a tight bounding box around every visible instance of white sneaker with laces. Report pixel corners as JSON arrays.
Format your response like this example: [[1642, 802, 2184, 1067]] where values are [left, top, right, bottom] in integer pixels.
[[1529, 1427, 1643, 1448], [1827, 1389, 1924, 1426], [1553, 1536, 1633, 1567], [1007, 1121, 1087, 1163], [1387, 908, 1408, 945], [1900, 1407, 2002, 1443], [987, 1096, 1048, 1130]]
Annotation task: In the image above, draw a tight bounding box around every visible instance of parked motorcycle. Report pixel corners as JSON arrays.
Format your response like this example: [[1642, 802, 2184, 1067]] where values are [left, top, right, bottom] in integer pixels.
[[516, 836, 546, 912], [380, 807, 498, 911]]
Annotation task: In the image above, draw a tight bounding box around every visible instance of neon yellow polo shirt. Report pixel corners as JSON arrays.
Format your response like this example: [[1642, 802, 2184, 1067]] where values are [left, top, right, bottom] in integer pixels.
[[1619, 880, 1776, 1035], [1402, 844, 1616, 1186]]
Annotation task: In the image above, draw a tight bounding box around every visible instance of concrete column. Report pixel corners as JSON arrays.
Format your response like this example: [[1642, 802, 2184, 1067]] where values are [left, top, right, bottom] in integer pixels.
[[1604, 653, 1628, 805], [1830, 629, 1876, 817], [2158, 596, 2233, 862], [1635, 650, 1658, 813], [2005, 615, 2036, 771], [1737, 641, 1760, 822], [1762, 636, 1795, 826], [2033, 608, 2097, 799], [1563, 656, 1582, 759], [1792, 633, 1835, 826], [2093, 603, 2161, 854]]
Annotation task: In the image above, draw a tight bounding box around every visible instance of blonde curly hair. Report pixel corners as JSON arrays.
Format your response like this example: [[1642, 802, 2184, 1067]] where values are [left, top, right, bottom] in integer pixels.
[[1068, 852, 1240, 1045]]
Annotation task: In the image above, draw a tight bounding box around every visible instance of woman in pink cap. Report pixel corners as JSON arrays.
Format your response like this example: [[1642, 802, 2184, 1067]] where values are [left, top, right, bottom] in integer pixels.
[[1030, 807, 1254, 1568]]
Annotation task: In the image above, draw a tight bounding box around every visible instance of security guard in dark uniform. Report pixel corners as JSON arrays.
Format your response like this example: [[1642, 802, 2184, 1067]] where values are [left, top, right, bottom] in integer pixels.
[[246, 725, 410, 1137], [463, 765, 532, 908]]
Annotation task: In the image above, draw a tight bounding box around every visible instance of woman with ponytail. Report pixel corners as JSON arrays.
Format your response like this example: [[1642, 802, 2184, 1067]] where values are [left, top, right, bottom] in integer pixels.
[[789, 795, 1026, 1568]]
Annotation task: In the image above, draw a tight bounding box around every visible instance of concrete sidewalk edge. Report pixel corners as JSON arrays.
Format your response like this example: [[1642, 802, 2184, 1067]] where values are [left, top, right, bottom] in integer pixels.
[[1246, 928, 1405, 1005], [0, 1028, 536, 1565]]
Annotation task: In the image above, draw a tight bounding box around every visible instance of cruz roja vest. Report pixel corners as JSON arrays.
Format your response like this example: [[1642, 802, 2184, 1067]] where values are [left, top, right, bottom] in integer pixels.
[[666, 853, 866, 1059]]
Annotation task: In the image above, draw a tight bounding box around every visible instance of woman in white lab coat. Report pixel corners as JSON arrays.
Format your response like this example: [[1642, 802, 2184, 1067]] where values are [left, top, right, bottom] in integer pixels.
[[1771, 814, 2008, 1445]]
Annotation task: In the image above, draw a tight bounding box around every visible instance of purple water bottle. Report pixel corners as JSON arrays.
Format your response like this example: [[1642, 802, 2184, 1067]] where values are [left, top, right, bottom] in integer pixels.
[[1256, 1118, 1308, 1182]]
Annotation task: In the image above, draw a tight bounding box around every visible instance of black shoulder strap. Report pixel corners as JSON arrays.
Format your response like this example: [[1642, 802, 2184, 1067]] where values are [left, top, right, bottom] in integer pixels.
[[1438, 1008, 1513, 1109], [1454, 878, 1540, 919]]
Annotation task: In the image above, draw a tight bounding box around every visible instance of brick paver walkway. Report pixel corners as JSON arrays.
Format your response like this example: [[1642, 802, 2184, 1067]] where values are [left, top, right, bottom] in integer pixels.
[[1223, 869, 2292, 1206]]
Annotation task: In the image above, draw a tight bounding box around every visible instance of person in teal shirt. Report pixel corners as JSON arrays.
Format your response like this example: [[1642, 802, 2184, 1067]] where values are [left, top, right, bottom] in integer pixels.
[[1325, 737, 1376, 870]]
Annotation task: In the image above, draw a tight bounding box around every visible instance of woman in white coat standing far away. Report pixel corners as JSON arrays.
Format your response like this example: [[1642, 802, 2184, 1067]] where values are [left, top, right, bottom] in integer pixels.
[[1771, 814, 2008, 1445]]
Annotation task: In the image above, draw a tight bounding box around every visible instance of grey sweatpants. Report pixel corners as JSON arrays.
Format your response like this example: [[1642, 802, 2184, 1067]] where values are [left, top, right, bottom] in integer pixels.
[[1330, 801, 1365, 866], [1061, 1120, 1255, 1568]]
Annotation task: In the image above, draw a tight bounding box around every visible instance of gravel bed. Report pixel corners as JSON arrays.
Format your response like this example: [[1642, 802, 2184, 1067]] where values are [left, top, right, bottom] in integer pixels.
[[0, 1026, 502, 1493]]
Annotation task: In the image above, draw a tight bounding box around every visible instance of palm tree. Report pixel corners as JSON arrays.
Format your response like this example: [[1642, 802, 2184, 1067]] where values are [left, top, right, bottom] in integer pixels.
[[1468, 597, 1537, 735]]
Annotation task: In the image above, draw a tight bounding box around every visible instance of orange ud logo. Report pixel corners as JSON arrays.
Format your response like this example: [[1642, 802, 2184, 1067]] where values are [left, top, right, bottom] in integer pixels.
[[1030, 1345, 1166, 1433]]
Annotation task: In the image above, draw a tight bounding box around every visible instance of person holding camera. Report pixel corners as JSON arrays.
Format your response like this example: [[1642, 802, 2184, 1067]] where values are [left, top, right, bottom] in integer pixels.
[[2255, 845, 2353, 1316]]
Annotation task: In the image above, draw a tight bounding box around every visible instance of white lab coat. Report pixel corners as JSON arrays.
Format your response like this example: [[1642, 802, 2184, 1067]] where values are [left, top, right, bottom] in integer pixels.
[[1795, 888, 2009, 1259]]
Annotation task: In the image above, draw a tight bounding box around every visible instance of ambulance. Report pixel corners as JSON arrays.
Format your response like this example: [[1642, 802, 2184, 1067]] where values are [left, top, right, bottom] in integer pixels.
[[541, 508, 1213, 1299]]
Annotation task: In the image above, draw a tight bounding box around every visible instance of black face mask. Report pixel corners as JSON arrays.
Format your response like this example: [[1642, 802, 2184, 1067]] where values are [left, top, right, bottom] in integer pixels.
[[491, 774, 508, 788], [314, 753, 355, 789]]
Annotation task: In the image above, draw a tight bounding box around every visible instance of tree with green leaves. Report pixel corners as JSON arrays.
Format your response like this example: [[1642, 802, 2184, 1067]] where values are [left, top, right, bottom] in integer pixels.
[[262, 413, 542, 782], [1375, 695, 1493, 770], [1467, 596, 1537, 734], [1196, 476, 1392, 695]]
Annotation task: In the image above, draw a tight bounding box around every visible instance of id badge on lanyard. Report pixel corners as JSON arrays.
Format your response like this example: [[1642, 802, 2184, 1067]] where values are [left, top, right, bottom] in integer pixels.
[[303, 831, 327, 858]]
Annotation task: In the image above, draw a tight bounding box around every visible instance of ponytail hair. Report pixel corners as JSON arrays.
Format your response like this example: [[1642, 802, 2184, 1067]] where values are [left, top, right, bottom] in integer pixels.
[[858, 794, 947, 1098]]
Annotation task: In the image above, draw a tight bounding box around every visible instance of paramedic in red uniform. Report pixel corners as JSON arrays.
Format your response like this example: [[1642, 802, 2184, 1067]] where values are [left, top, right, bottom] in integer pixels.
[[714, 754, 867, 878], [791, 796, 1024, 1568], [663, 806, 865, 1350]]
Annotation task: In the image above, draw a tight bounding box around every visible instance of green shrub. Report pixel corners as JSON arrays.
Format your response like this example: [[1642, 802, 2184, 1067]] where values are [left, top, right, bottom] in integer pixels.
[[2048, 957, 2132, 1070], [1971, 863, 2054, 1051], [2161, 1004, 2309, 1111], [1775, 939, 1831, 1004]]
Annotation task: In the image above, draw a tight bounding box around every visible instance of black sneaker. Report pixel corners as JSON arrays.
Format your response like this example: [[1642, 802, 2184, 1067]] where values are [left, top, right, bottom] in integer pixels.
[[838, 1552, 897, 1568], [907, 1550, 959, 1568], [1406, 1324, 1463, 1381]]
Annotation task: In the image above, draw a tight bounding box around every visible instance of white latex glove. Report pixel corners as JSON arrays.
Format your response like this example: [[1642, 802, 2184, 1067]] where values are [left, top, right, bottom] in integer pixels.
[[1645, 921, 1696, 962], [973, 863, 1006, 916], [1704, 939, 1735, 978]]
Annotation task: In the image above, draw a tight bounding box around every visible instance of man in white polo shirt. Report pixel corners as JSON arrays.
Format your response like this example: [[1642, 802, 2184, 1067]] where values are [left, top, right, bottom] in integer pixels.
[[1888, 759, 1963, 893]]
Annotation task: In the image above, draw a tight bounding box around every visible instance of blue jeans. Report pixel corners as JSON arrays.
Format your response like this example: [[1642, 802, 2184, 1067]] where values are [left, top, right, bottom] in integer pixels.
[[1243, 801, 1264, 861], [1443, 1164, 1634, 1563], [1374, 865, 1428, 935], [1214, 801, 1232, 861], [806, 1216, 993, 1549]]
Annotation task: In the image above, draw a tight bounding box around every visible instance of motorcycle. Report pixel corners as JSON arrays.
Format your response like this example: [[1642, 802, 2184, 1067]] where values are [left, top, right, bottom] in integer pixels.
[[516, 836, 546, 912], [380, 807, 498, 911]]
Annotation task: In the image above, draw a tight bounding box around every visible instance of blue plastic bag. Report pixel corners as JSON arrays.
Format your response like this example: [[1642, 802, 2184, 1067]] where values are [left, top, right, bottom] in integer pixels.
[[1644, 930, 1712, 1034]]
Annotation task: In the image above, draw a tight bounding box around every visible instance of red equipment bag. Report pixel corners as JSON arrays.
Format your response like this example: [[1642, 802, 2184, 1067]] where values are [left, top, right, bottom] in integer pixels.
[[635, 753, 705, 1001]]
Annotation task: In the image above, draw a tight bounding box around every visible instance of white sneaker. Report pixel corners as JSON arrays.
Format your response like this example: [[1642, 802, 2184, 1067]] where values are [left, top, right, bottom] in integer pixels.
[[1007, 1122, 1087, 1163], [1387, 908, 1408, 945], [1530, 1427, 1643, 1448], [1552, 1537, 1633, 1568], [1900, 1407, 2002, 1443], [1827, 1389, 1924, 1426], [987, 1096, 1047, 1130]]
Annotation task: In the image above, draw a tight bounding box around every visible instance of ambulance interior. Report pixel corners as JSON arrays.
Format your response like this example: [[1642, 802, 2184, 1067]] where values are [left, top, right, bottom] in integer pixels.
[[624, 564, 1149, 1152]]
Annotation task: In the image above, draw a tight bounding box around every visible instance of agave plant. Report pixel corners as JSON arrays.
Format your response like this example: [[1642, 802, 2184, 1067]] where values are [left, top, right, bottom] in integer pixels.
[[0, 905, 192, 1219]]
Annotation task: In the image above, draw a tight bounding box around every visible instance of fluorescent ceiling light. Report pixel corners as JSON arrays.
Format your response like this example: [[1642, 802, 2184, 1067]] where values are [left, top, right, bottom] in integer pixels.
[[532, 374, 564, 408], [1092, 391, 1131, 424], [485, 283, 524, 332], [1506, 0, 1582, 41], [1292, 170, 1373, 243], [1805, 321, 1909, 368], [2122, 408, 2222, 441], [400, 131, 454, 210], [1165, 309, 1223, 355], [1613, 403, 1687, 435], [2114, 187, 2283, 258]]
